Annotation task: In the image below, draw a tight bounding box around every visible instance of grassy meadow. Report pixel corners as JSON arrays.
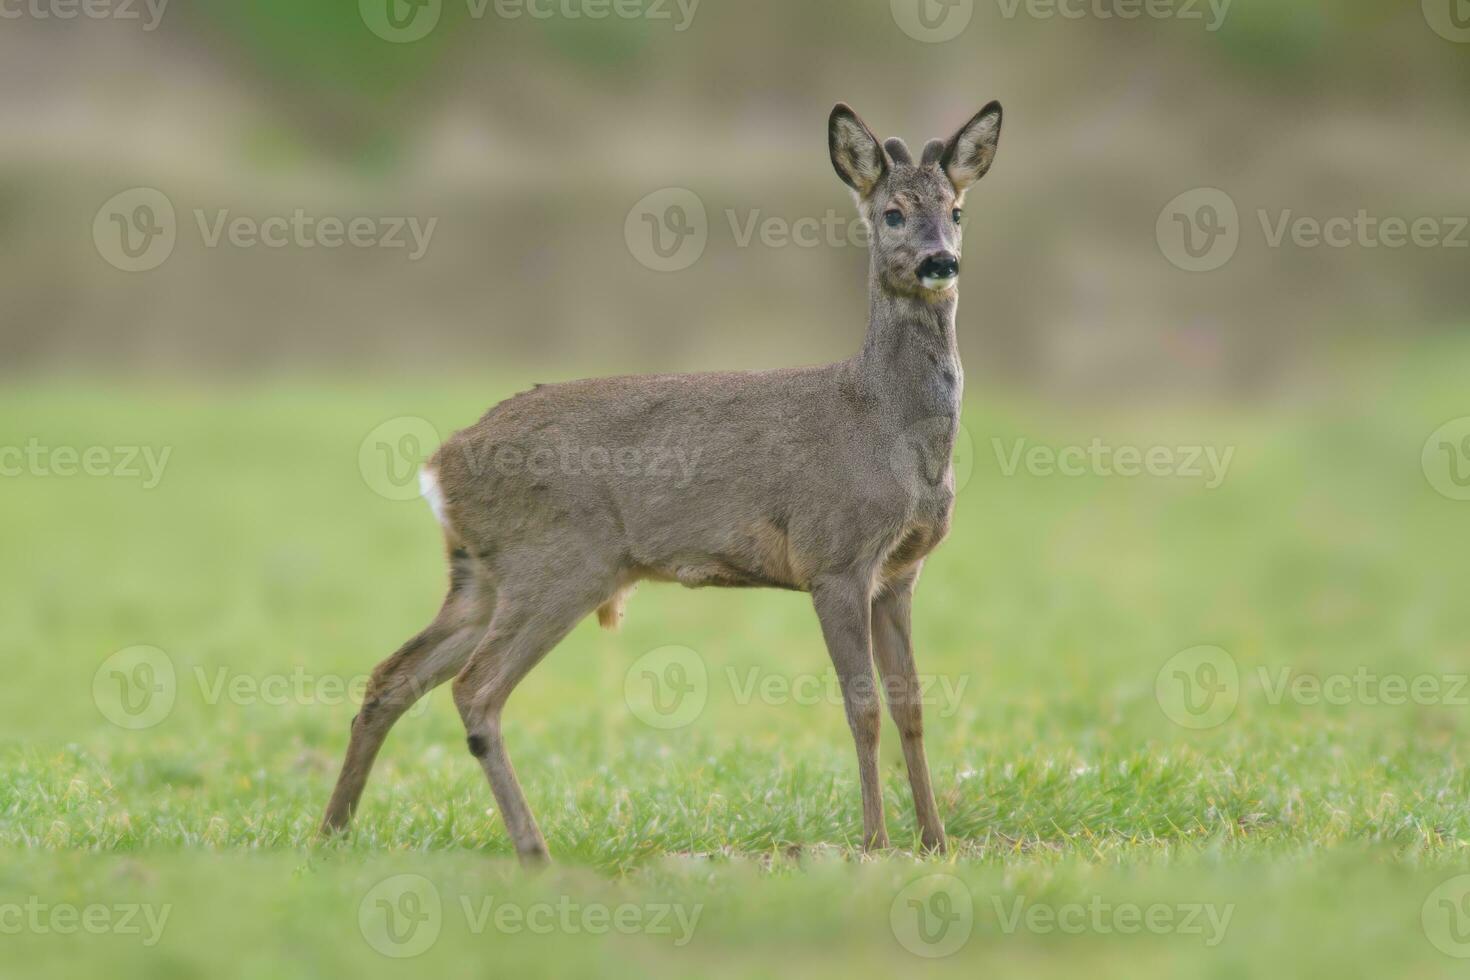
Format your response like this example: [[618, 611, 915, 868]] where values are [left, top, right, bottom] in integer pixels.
[[4, 339, 1470, 977]]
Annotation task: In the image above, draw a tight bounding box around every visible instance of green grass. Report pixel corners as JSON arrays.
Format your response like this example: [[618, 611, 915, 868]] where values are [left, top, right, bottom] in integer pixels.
[[4, 342, 1470, 977]]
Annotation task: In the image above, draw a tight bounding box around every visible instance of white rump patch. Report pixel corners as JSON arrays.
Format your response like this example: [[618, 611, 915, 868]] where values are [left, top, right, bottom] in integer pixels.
[[419, 466, 448, 527]]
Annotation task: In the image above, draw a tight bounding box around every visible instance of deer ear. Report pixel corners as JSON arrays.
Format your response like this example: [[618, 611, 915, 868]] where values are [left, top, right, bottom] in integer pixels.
[[829, 104, 887, 198], [941, 101, 1003, 191]]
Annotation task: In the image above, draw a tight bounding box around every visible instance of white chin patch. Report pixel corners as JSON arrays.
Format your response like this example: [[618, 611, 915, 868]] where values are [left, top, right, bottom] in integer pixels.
[[921, 276, 958, 292], [419, 466, 448, 528]]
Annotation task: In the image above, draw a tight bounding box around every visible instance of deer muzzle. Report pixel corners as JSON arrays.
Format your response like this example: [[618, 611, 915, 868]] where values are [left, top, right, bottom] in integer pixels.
[[917, 251, 959, 289]]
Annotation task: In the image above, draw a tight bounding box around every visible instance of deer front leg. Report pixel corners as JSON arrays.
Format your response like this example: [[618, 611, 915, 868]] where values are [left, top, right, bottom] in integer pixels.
[[811, 575, 889, 851], [872, 573, 947, 853]]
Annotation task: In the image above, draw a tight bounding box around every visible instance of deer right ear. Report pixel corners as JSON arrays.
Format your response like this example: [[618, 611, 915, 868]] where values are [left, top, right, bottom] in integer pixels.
[[941, 101, 1003, 192], [828, 104, 887, 199]]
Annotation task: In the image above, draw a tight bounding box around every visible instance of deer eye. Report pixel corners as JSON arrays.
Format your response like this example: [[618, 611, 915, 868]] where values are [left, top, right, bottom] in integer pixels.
[[952, 208, 964, 224], [883, 210, 904, 228]]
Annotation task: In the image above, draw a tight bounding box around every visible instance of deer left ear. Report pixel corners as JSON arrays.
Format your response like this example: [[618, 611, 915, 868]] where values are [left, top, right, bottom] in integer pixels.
[[829, 103, 888, 198], [941, 101, 1003, 191]]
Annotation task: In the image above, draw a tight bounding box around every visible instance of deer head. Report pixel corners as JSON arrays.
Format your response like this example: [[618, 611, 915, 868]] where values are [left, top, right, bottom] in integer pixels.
[[828, 102, 1003, 299]]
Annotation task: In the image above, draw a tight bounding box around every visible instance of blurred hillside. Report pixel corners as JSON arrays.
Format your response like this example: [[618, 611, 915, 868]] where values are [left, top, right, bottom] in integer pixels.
[[1, 0, 1466, 398]]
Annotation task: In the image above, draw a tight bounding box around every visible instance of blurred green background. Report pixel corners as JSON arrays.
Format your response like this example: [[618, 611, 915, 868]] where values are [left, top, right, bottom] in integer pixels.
[[2, 1, 1470, 977], [3, 0, 1466, 387]]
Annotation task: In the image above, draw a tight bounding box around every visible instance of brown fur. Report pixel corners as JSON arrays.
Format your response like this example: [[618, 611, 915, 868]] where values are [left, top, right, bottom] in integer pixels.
[[320, 102, 1004, 861]]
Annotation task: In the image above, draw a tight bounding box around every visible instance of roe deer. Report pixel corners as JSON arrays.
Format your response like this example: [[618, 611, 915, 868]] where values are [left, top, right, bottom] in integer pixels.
[[321, 101, 1003, 861]]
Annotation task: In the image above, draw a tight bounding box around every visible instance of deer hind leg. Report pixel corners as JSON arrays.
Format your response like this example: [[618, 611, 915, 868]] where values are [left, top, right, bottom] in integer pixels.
[[452, 549, 619, 863], [872, 571, 947, 853], [320, 549, 496, 836]]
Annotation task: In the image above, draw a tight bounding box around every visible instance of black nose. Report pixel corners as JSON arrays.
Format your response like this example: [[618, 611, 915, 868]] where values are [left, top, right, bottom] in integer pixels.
[[917, 252, 959, 281]]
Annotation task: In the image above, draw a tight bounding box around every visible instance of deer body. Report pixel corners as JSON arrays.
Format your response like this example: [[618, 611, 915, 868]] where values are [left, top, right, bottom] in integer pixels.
[[322, 102, 1002, 860]]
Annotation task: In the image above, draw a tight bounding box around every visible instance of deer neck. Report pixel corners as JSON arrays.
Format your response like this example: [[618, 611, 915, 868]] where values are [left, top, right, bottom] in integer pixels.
[[856, 276, 963, 420]]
